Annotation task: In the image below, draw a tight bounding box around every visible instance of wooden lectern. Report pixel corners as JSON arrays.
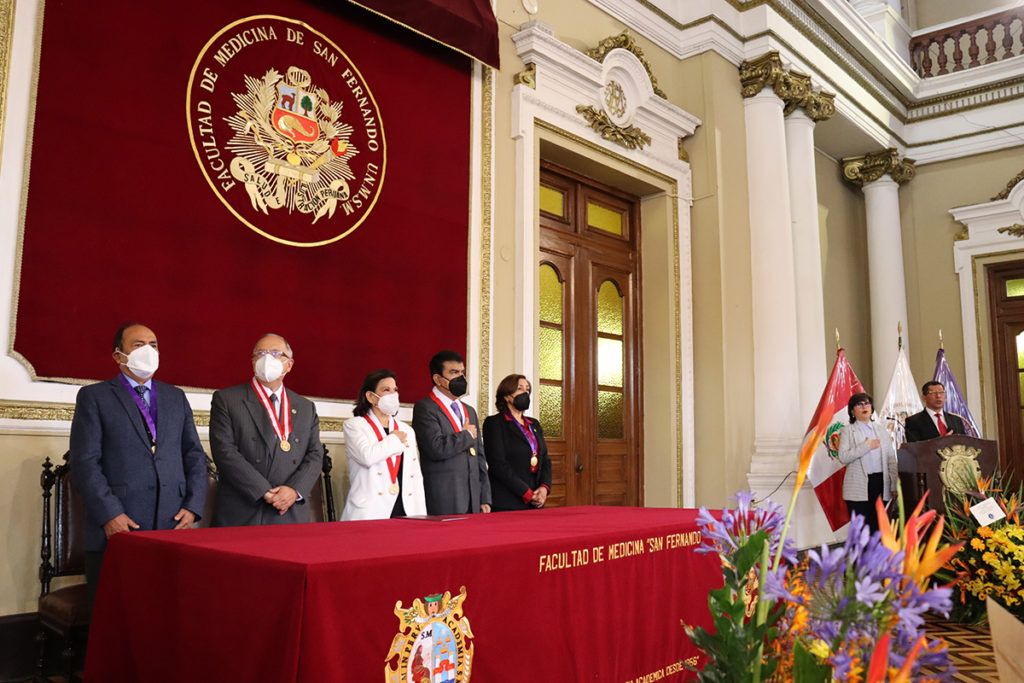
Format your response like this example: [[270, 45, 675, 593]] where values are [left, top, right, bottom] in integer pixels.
[[897, 435, 999, 515]]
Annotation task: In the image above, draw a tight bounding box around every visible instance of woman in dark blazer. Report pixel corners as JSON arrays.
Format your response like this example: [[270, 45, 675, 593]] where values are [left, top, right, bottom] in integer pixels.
[[482, 374, 552, 511]]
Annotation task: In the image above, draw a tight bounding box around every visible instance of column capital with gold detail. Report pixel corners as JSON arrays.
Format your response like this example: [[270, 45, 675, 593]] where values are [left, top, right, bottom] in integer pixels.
[[842, 148, 916, 186], [739, 51, 835, 122]]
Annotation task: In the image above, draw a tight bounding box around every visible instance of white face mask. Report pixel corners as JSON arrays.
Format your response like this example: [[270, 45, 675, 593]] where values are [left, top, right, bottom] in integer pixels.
[[254, 354, 284, 383], [118, 345, 159, 380], [374, 391, 400, 417]]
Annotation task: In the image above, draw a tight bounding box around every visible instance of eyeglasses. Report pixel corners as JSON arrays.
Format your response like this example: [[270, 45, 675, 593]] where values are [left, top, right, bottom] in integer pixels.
[[855, 402, 872, 408], [926, 390, 946, 396], [253, 349, 291, 360]]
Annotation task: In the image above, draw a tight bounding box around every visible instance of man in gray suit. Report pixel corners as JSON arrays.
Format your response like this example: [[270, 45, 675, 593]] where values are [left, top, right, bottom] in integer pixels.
[[413, 350, 491, 515], [70, 322, 207, 596], [210, 333, 323, 526]]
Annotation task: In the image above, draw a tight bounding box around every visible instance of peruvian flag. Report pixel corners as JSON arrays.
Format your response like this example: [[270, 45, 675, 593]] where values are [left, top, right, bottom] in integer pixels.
[[797, 349, 864, 531]]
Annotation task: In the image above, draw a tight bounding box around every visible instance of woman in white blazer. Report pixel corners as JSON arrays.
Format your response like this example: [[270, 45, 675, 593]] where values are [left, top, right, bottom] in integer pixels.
[[341, 369, 427, 520], [836, 391, 898, 534]]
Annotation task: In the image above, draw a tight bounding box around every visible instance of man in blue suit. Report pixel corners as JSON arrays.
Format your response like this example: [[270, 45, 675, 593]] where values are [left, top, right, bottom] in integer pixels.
[[70, 323, 207, 596]]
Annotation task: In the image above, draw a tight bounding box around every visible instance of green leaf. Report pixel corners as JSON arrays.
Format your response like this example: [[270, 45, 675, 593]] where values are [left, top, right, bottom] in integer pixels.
[[734, 530, 770, 578], [793, 640, 830, 682]]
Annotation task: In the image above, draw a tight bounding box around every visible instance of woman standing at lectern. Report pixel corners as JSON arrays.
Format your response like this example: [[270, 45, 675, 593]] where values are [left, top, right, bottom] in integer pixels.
[[482, 374, 552, 511], [836, 391, 897, 534], [341, 369, 427, 520]]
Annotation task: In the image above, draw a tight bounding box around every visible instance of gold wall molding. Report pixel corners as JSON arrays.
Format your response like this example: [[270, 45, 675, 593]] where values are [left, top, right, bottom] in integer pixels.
[[477, 66, 493, 420], [954, 226, 970, 241], [575, 104, 651, 150], [996, 224, 1024, 238], [841, 148, 916, 186], [584, 29, 667, 100], [739, 51, 835, 121], [0, 0, 14, 172], [992, 168, 1024, 201], [801, 90, 835, 122], [0, 399, 348, 432], [0, 399, 74, 422], [677, 137, 689, 163], [513, 62, 535, 89]]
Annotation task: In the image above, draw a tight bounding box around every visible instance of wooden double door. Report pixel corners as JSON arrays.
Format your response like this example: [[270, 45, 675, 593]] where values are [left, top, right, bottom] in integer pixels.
[[988, 260, 1024, 482], [536, 164, 642, 507]]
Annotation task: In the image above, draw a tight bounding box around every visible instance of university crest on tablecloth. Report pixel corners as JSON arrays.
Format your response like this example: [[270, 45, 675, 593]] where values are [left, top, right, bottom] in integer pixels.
[[385, 586, 474, 683]]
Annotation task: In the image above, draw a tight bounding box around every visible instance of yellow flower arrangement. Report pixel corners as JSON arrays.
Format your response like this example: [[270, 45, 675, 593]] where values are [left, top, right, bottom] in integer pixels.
[[939, 471, 1024, 624]]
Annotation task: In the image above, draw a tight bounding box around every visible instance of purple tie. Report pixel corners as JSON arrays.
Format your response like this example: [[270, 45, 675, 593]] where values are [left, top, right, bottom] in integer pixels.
[[451, 400, 461, 425]]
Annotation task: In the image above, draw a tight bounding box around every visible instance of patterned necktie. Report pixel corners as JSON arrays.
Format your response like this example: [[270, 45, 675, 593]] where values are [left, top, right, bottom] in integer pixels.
[[134, 384, 149, 408], [936, 412, 947, 436], [450, 400, 461, 426], [270, 393, 281, 422]]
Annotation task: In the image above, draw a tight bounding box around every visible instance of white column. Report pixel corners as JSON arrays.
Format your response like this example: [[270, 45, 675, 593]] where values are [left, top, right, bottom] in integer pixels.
[[785, 109, 828, 422], [863, 176, 910, 396], [745, 89, 804, 454]]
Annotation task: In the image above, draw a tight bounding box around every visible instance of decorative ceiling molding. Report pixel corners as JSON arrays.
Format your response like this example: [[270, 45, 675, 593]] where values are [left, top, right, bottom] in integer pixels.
[[511, 21, 701, 178], [993, 169, 1024, 202], [584, 29, 667, 99], [841, 148, 916, 186], [585, 0, 1024, 165], [739, 51, 835, 120]]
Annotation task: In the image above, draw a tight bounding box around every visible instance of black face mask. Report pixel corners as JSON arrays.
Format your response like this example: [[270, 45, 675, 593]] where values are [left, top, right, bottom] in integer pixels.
[[446, 375, 468, 397], [512, 393, 530, 411]]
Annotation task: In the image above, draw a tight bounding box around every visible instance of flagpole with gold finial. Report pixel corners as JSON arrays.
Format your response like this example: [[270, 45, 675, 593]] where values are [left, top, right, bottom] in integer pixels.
[[835, 328, 841, 351], [939, 329, 943, 351], [898, 322, 903, 351]]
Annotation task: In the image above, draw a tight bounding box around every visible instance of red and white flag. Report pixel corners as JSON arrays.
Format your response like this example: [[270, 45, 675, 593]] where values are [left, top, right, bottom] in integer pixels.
[[796, 349, 864, 531]]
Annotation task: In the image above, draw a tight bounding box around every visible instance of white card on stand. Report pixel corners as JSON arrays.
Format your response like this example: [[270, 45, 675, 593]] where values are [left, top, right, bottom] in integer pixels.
[[970, 497, 1006, 526]]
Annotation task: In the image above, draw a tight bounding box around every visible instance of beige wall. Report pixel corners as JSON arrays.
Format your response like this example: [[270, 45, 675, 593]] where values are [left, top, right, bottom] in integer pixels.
[[816, 151, 872, 387], [911, 0, 1011, 29], [900, 146, 1024, 414], [686, 53, 756, 507]]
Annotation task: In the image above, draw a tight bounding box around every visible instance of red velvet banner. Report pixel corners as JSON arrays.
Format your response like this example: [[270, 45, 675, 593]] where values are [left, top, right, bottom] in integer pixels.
[[86, 507, 718, 682], [15, 1, 470, 400]]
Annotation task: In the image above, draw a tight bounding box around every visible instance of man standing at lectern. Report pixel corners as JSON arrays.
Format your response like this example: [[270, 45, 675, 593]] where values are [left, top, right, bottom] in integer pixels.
[[904, 381, 966, 442], [413, 350, 491, 515], [70, 323, 207, 598], [210, 333, 323, 526]]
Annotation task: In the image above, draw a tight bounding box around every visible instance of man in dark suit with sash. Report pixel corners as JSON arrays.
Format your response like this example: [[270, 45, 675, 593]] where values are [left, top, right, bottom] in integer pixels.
[[413, 350, 491, 515], [905, 380, 967, 442], [209, 333, 323, 526], [70, 323, 207, 597]]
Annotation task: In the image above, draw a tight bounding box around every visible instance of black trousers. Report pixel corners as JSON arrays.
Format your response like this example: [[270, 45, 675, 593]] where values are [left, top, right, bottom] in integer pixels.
[[845, 472, 884, 535]]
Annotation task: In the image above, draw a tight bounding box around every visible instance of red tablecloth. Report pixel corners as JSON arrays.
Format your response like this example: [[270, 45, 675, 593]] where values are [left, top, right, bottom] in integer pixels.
[[85, 506, 719, 682]]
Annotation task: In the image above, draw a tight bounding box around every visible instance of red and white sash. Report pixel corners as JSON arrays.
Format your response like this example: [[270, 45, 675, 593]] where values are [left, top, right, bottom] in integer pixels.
[[363, 414, 402, 489], [430, 391, 468, 433], [251, 377, 291, 444]]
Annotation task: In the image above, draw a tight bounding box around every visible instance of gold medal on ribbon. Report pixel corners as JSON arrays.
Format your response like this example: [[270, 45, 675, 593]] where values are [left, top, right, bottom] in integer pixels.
[[280, 439, 291, 452], [530, 455, 538, 467], [388, 483, 400, 495]]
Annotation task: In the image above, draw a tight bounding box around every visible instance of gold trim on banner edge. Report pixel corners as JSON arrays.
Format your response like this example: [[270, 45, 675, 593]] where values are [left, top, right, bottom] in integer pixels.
[[0, 0, 16, 173], [7, 0, 44, 382]]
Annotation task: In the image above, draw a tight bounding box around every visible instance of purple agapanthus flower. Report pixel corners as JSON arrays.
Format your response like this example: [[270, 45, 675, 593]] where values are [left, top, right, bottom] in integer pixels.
[[694, 490, 798, 566], [761, 509, 958, 682]]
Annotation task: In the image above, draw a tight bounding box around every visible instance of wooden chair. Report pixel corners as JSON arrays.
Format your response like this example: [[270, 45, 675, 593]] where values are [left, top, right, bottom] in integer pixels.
[[36, 453, 88, 682], [199, 448, 336, 524]]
